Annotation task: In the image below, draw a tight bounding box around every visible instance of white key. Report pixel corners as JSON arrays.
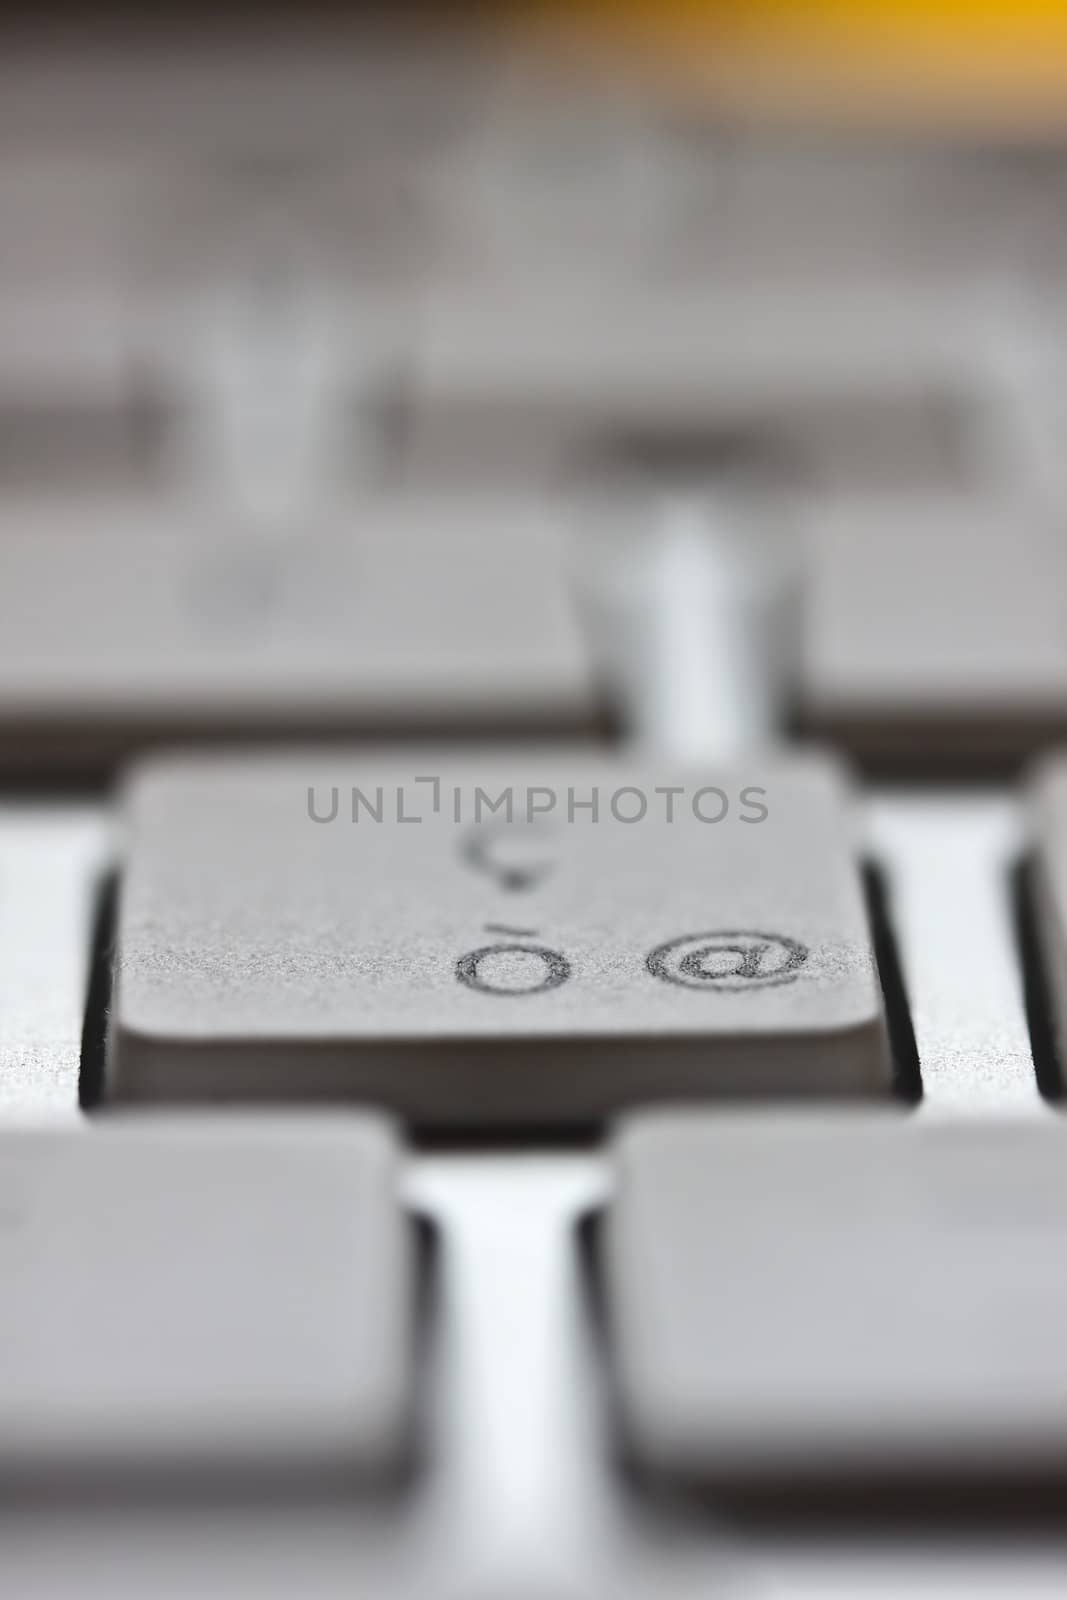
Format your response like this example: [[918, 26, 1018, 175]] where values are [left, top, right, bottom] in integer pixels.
[[607, 1109, 1067, 1488], [0, 500, 598, 771], [799, 495, 1067, 767], [107, 750, 892, 1121], [0, 1114, 413, 1479]]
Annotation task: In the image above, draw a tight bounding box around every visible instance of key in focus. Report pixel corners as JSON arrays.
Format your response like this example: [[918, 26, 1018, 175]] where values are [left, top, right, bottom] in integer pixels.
[[107, 750, 892, 1121], [798, 495, 1067, 768], [607, 1109, 1067, 1490], [0, 1113, 413, 1480], [0, 500, 598, 772]]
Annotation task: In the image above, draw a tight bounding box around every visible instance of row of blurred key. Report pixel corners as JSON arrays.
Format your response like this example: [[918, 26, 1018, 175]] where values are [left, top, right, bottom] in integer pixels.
[[5, 74, 1067, 781], [8, 1106, 1067, 1496], [4, 494, 1067, 770], [3, 129, 1067, 503]]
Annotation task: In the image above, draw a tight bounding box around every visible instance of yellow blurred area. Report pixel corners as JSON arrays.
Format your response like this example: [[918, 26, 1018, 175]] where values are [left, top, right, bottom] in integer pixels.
[[501, 0, 1067, 133]]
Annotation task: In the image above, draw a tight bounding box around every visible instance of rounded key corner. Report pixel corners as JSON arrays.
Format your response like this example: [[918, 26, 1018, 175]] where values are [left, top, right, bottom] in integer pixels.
[[607, 1105, 705, 1163], [113, 748, 220, 815], [777, 740, 862, 798], [609, 1327, 719, 1493], [333, 1104, 412, 1180], [813, 1003, 896, 1070], [1024, 748, 1067, 813]]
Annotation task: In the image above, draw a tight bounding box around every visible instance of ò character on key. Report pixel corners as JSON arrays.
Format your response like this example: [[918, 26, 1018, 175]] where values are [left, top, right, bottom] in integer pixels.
[[455, 926, 573, 996]]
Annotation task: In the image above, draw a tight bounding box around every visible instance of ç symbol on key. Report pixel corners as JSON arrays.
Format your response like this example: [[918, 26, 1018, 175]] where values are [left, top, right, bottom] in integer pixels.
[[460, 823, 555, 893]]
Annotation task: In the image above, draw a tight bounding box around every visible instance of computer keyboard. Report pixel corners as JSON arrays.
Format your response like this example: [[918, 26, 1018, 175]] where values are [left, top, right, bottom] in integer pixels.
[[4, 18, 1067, 1600]]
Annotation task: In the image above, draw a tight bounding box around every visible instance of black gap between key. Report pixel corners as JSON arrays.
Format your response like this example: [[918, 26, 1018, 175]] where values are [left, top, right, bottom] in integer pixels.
[[79, 869, 118, 1110], [1009, 856, 1064, 1102], [862, 859, 922, 1103]]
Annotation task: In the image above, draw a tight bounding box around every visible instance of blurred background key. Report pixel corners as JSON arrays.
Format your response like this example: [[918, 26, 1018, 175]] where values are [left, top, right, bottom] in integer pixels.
[[797, 494, 1067, 769], [0, 501, 600, 773], [0, 1114, 414, 1483], [606, 1110, 1067, 1491]]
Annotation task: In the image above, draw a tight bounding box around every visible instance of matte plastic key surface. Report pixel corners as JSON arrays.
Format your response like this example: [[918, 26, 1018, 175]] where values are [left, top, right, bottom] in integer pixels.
[[607, 1110, 1067, 1489], [799, 495, 1067, 767], [0, 501, 598, 771], [107, 750, 892, 1121], [0, 1113, 413, 1479]]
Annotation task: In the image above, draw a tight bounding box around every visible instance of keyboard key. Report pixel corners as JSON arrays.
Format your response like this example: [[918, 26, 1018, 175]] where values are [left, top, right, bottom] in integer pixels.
[[0, 1113, 413, 1479], [0, 501, 598, 772], [107, 751, 892, 1120], [606, 1110, 1067, 1490], [799, 496, 1067, 767], [410, 279, 980, 436]]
